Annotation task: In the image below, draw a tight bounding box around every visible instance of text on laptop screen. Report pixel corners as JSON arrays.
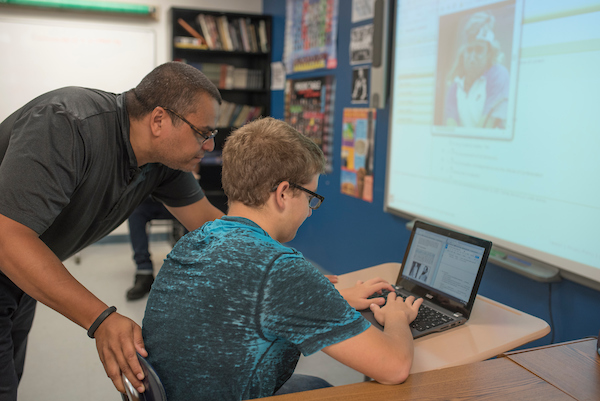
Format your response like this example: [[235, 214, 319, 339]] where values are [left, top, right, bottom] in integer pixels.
[[402, 227, 486, 304]]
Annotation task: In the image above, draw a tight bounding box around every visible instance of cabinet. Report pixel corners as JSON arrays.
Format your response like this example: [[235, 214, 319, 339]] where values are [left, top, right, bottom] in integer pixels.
[[170, 7, 272, 212]]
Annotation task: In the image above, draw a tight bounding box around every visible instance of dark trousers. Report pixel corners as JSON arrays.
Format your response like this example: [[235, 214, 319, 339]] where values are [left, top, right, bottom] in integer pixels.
[[274, 374, 332, 395], [128, 197, 176, 273], [0, 272, 37, 401]]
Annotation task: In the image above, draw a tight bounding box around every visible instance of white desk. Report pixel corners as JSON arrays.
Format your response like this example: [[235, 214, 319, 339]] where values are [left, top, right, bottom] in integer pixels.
[[335, 263, 551, 374]]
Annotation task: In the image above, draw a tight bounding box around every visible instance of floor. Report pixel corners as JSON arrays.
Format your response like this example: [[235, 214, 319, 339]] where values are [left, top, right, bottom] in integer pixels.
[[18, 233, 363, 400]]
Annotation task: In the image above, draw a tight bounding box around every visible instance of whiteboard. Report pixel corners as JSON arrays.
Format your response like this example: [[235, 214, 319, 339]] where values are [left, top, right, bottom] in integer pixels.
[[0, 19, 156, 121]]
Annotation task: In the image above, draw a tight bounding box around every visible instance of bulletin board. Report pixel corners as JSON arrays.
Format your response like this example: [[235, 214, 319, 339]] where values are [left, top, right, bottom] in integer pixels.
[[0, 19, 156, 121]]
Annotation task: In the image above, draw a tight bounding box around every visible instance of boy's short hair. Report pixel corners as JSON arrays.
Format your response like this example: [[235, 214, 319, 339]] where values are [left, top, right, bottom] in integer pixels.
[[222, 117, 326, 207]]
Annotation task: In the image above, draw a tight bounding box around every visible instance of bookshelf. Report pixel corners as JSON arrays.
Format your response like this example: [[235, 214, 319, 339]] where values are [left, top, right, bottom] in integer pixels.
[[170, 8, 272, 212]]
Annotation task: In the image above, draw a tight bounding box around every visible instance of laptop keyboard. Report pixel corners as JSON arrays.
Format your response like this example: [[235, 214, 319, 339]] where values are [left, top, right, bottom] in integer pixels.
[[367, 289, 453, 332]]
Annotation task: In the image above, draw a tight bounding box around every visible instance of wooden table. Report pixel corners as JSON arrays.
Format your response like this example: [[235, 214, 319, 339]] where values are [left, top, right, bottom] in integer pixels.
[[262, 338, 600, 400], [335, 262, 551, 373]]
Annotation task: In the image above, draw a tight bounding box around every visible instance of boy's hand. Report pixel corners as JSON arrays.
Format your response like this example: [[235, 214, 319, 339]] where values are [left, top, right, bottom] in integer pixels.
[[370, 293, 423, 327], [324, 274, 338, 284], [339, 277, 395, 310]]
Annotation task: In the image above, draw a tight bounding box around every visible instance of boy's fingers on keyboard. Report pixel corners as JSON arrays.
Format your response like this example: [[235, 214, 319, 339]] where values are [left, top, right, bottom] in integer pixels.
[[369, 281, 395, 294], [370, 296, 386, 306]]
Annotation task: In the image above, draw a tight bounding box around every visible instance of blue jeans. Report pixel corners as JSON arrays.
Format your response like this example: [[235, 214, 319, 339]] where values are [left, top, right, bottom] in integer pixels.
[[128, 197, 176, 273], [274, 374, 332, 396], [0, 272, 37, 401]]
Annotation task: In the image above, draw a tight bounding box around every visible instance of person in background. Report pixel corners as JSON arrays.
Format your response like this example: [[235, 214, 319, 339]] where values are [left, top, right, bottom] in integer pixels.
[[125, 196, 182, 300], [0, 61, 224, 400], [142, 117, 423, 400]]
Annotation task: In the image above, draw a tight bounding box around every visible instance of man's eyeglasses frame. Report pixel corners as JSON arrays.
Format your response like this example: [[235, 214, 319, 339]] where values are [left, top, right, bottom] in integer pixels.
[[161, 106, 218, 143]]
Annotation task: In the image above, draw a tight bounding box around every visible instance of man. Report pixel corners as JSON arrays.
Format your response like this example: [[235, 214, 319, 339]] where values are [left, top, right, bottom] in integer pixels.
[[142, 117, 423, 400], [0, 61, 224, 400]]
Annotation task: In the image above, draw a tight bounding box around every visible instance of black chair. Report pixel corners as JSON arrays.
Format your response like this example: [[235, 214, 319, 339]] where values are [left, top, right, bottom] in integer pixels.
[[121, 354, 167, 401]]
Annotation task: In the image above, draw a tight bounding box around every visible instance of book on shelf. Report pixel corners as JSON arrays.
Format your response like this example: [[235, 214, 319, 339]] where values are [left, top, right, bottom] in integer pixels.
[[183, 61, 262, 90], [232, 68, 248, 89], [198, 14, 222, 50], [217, 16, 233, 51], [174, 36, 208, 50], [248, 21, 259, 52], [258, 20, 269, 53], [228, 20, 241, 51], [219, 64, 235, 89], [238, 18, 251, 52], [217, 101, 263, 127], [195, 14, 213, 50]]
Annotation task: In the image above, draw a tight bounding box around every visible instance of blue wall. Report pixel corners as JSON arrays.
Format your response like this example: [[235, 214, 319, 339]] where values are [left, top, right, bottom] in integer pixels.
[[263, 0, 599, 348]]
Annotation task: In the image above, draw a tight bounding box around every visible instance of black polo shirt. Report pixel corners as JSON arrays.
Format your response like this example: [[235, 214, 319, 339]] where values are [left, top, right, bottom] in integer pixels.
[[0, 87, 204, 261]]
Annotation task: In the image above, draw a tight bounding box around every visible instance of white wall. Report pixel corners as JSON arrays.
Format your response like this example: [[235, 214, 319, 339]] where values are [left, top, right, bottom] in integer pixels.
[[0, 0, 263, 85]]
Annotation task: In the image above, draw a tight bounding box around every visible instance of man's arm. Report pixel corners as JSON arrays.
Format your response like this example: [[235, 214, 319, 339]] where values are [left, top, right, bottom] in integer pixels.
[[0, 213, 147, 394], [166, 197, 224, 231], [321, 294, 423, 384]]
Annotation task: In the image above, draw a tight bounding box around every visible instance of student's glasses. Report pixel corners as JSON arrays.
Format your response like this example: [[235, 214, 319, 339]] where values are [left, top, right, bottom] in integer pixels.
[[289, 182, 325, 210], [161, 106, 218, 143]]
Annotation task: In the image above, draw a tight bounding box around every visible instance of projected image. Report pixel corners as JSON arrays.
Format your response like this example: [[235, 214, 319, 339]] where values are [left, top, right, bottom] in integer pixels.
[[433, 1, 521, 140]]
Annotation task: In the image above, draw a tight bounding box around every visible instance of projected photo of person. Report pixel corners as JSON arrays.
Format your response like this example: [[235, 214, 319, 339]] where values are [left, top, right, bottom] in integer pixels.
[[433, 1, 520, 139]]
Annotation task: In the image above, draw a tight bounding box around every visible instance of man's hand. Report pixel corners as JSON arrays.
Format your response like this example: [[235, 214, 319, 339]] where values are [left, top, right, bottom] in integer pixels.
[[93, 313, 148, 394], [338, 277, 395, 310], [370, 293, 423, 327]]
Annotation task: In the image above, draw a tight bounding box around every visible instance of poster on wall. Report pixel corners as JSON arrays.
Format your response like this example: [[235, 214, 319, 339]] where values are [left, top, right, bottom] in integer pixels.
[[351, 0, 375, 23], [351, 66, 370, 104], [283, 0, 339, 74], [349, 24, 373, 64], [341, 108, 376, 202], [284, 76, 336, 173]]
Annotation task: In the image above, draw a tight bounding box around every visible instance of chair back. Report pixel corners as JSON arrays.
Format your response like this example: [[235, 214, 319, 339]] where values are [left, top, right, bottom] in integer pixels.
[[121, 353, 167, 401]]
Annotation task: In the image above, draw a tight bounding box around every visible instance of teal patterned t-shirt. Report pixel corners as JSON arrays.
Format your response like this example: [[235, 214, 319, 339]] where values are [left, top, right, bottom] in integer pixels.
[[142, 216, 369, 401]]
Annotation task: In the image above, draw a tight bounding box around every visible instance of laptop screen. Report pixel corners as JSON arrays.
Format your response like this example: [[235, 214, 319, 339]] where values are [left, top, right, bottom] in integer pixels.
[[401, 226, 488, 305]]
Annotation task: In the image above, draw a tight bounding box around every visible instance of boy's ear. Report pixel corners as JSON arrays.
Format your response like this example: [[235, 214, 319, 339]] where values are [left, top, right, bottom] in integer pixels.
[[274, 181, 291, 210]]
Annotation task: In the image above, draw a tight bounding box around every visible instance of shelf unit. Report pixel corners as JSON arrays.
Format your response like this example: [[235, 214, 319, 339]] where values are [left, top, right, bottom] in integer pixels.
[[170, 7, 272, 212]]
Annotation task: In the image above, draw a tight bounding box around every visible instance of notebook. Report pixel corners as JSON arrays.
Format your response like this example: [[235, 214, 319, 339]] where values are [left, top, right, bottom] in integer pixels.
[[361, 220, 492, 339]]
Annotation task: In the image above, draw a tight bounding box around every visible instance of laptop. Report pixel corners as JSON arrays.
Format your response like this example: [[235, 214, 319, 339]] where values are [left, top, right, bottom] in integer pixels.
[[361, 220, 492, 339]]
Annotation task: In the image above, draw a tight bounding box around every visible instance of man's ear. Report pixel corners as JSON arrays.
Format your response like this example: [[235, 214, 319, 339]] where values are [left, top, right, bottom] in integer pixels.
[[150, 107, 167, 138]]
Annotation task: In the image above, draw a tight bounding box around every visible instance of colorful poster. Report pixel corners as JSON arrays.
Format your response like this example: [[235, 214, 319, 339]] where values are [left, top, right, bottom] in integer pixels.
[[283, 0, 339, 74], [284, 76, 336, 173], [341, 108, 376, 202]]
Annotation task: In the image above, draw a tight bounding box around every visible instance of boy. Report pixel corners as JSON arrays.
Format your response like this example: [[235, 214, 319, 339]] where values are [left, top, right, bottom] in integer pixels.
[[142, 117, 423, 400]]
